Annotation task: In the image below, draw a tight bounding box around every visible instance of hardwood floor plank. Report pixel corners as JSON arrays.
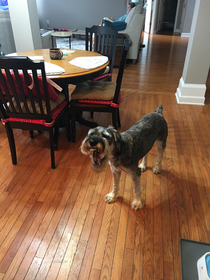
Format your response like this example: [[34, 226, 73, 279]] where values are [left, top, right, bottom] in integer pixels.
[[142, 152, 154, 280], [24, 257, 42, 280], [0, 201, 43, 273], [55, 181, 96, 280], [133, 208, 145, 280], [46, 262, 61, 280], [78, 168, 112, 280], [67, 239, 87, 280], [109, 176, 132, 280], [121, 248, 134, 280]]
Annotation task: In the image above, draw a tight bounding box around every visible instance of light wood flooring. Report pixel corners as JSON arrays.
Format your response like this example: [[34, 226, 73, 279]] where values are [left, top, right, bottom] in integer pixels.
[[0, 33, 210, 280]]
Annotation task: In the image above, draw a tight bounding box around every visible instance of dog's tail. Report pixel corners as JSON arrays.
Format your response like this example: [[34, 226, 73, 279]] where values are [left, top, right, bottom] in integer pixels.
[[155, 105, 163, 115]]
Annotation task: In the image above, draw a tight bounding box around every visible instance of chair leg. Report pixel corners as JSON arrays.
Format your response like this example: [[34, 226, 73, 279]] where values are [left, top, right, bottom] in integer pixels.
[[71, 109, 76, 143], [5, 124, 17, 165], [49, 129, 55, 169], [65, 111, 71, 142], [54, 125, 59, 151], [29, 130, 42, 138], [112, 109, 118, 129], [117, 108, 121, 128], [29, 130, 34, 138]]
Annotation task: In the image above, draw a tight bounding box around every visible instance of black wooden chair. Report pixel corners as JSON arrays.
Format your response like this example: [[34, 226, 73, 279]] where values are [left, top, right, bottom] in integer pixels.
[[0, 56, 71, 169], [70, 39, 131, 142], [85, 25, 118, 82]]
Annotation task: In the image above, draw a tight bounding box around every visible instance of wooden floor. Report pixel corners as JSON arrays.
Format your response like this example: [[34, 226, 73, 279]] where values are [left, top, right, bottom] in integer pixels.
[[0, 33, 210, 280]]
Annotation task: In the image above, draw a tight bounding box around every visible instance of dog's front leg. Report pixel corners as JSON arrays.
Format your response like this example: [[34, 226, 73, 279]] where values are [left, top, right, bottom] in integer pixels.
[[131, 170, 144, 210], [138, 153, 148, 172], [105, 166, 121, 204]]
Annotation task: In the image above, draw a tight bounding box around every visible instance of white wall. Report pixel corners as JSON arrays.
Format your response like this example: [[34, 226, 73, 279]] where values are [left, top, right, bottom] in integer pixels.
[[0, 10, 15, 54], [8, 0, 42, 52], [182, 0, 195, 34], [36, 0, 127, 30]]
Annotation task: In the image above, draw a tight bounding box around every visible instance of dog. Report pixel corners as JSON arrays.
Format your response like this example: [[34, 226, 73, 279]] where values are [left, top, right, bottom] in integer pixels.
[[80, 105, 168, 210]]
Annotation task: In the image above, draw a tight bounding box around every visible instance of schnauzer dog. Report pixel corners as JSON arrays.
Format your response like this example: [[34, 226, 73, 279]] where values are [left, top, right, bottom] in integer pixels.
[[80, 105, 168, 210]]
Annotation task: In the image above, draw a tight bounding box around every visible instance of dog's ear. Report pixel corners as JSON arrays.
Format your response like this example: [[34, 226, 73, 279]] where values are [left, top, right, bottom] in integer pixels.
[[107, 127, 122, 152], [80, 137, 89, 155]]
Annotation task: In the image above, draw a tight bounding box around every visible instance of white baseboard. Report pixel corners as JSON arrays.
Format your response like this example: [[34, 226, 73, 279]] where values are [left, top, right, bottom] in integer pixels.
[[181, 33, 190, 37], [175, 77, 206, 105]]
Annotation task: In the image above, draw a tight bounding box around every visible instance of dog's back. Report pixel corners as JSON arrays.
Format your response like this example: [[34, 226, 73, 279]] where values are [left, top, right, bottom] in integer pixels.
[[120, 105, 168, 161]]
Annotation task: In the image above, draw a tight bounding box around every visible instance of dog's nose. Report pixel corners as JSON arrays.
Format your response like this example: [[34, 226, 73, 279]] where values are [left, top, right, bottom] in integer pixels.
[[89, 138, 98, 147]]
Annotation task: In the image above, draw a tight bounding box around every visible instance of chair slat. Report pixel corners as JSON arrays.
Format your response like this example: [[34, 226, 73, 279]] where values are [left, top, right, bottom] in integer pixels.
[[13, 68, 30, 114]]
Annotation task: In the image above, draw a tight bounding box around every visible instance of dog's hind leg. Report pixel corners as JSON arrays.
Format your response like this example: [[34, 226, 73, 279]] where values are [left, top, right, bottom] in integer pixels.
[[138, 153, 148, 172], [105, 167, 121, 204], [152, 140, 166, 174], [131, 169, 144, 210]]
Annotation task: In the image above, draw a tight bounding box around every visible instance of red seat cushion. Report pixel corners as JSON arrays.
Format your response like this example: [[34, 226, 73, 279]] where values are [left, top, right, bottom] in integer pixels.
[[0, 72, 59, 102], [1, 101, 67, 127]]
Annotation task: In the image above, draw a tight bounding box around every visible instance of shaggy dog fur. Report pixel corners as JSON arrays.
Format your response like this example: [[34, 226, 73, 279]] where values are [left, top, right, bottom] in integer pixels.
[[80, 105, 168, 210]]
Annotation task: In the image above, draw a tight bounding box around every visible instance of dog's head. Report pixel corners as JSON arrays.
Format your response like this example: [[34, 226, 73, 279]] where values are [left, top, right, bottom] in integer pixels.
[[80, 126, 120, 171]]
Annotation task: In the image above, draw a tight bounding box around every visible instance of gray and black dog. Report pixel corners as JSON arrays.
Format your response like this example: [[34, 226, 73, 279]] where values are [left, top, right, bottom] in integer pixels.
[[80, 105, 168, 210]]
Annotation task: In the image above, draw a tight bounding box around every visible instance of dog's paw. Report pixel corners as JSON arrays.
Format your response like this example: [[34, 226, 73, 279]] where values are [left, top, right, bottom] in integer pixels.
[[139, 162, 147, 172], [105, 192, 118, 204], [131, 198, 144, 211], [152, 164, 162, 174]]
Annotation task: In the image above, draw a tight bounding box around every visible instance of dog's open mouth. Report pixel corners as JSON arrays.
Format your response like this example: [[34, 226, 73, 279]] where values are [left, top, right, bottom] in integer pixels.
[[90, 148, 105, 166]]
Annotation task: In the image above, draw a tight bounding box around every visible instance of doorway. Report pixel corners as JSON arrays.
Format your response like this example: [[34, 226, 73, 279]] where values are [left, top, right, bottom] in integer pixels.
[[147, 0, 188, 35], [156, 0, 178, 34]]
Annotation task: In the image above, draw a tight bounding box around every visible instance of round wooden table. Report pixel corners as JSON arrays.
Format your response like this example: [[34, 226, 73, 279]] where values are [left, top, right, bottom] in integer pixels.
[[9, 48, 109, 86]]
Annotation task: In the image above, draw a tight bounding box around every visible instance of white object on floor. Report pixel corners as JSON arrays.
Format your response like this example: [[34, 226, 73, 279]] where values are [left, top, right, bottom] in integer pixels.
[[197, 252, 210, 280]]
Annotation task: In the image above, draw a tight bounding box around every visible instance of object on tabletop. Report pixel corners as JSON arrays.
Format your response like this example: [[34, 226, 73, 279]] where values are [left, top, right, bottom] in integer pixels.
[[49, 48, 63, 60]]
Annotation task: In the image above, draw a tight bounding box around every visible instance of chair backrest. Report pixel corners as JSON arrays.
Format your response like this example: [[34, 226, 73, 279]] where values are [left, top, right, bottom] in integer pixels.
[[112, 38, 132, 105], [0, 56, 55, 123], [85, 25, 118, 75]]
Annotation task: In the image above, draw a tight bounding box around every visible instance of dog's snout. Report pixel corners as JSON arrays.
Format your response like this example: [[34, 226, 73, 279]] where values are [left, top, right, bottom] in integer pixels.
[[89, 138, 98, 147]]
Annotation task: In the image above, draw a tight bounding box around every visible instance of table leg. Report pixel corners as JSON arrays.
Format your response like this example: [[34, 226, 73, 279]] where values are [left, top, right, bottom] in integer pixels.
[[51, 36, 55, 48], [69, 37, 71, 49], [76, 112, 98, 128], [61, 85, 98, 129]]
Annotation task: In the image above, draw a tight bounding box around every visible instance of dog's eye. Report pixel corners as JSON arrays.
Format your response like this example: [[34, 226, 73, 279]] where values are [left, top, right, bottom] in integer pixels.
[[88, 129, 95, 136], [102, 132, 110, 138]]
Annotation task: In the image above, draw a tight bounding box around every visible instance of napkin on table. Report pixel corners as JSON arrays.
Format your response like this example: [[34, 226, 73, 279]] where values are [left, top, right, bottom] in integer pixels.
[[69, 56, 108, 69]]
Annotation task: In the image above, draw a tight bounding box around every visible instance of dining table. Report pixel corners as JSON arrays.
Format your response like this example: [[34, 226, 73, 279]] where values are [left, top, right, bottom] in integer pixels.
[[8, 48, 109, 127]]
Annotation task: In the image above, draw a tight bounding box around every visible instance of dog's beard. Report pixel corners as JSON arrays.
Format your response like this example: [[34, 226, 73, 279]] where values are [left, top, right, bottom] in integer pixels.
[[80, 138, 110, 172]]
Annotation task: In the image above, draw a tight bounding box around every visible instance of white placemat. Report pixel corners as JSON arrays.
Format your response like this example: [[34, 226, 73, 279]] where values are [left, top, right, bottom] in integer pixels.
[[44, 62, 65, 75], [69, 56, 108, 69]]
